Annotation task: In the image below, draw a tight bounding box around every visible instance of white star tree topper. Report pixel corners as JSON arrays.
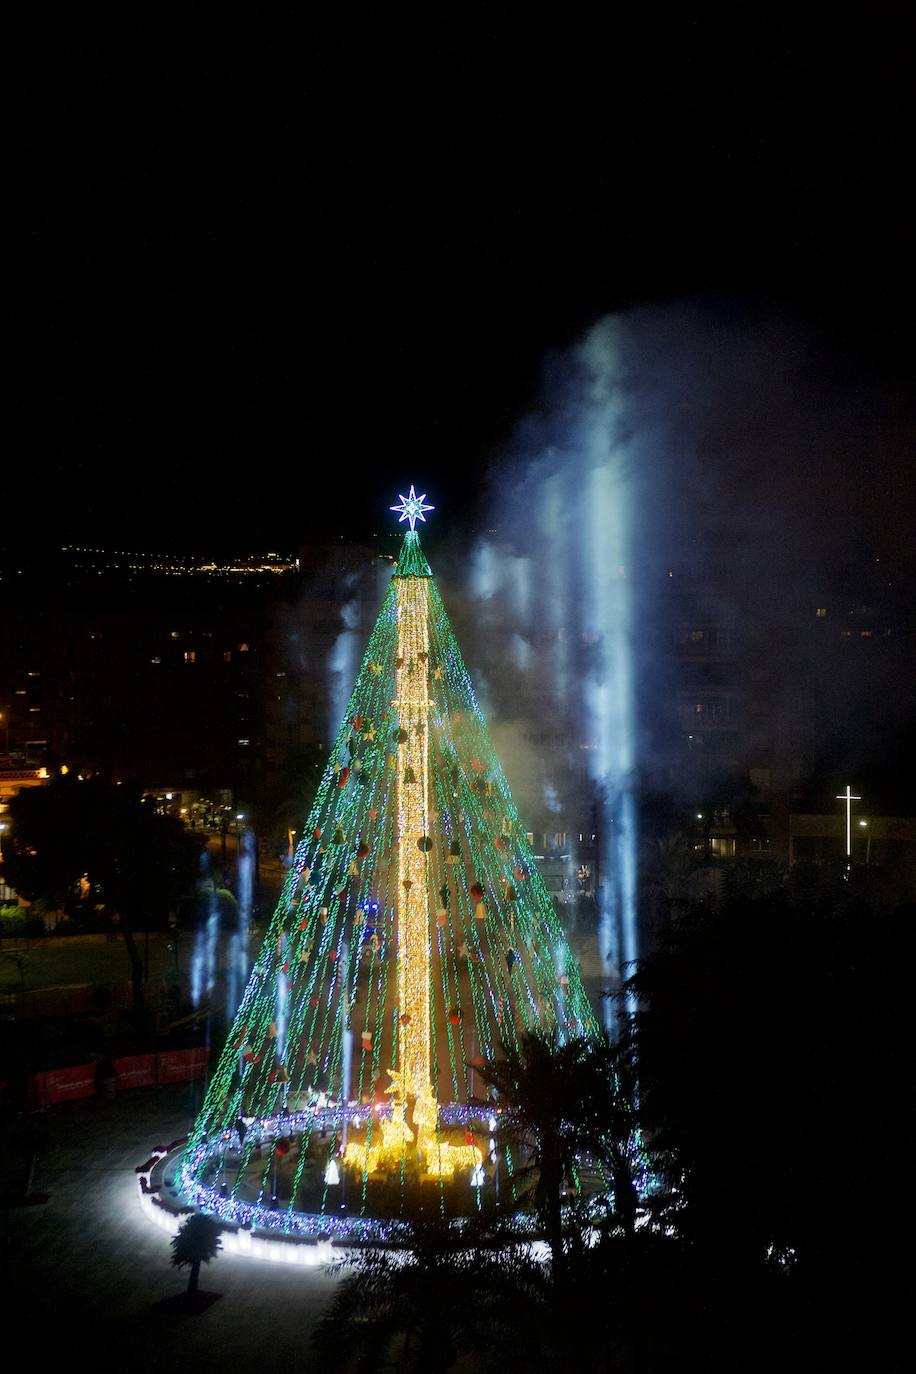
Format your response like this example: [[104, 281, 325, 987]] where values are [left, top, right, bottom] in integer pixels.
[[390, 485, 434, 530]]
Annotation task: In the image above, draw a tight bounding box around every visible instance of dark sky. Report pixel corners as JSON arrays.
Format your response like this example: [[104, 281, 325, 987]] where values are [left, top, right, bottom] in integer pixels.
[[10, 11, 914, 550]]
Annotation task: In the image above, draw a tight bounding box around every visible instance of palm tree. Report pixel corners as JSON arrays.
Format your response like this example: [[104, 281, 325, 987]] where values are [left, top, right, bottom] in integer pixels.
[[170, 1214, 222, 1297], [314, 1214, 553, 1373], [475, 1032, 639, 1279]]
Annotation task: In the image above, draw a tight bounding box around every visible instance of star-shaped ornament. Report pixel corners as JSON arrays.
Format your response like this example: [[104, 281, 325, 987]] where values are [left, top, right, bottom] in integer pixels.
[[390, 485, 434, 531]]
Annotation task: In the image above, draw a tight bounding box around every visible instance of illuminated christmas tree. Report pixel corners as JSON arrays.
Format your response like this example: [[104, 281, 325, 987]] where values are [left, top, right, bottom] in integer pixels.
[[179, 491, 598, 1237]]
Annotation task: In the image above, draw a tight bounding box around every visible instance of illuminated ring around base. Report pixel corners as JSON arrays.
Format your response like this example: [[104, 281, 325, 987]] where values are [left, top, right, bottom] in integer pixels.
[[140, 1103, 559, 1255]]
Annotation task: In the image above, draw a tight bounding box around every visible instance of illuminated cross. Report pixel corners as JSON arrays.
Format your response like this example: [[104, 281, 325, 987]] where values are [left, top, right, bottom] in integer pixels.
[[390, 485, 434, 531], [835, 785, 861, 859]]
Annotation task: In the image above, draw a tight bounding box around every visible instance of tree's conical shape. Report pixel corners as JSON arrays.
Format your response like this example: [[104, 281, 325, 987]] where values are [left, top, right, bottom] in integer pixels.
[[182, 528, 597, 1229]]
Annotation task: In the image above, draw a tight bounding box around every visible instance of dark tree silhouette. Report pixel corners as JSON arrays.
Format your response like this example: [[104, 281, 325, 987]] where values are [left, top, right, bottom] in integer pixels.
[[475, 1031, 640, 1277], [315, 1215, 554, 1374], [170, 1213, 222, 1296], [628, 888, 914, 1370], [2, 777, 203, 1019]]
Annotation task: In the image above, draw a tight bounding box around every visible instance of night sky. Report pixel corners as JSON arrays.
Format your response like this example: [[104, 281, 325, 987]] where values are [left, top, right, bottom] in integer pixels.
[[10, 12, 915, 550]]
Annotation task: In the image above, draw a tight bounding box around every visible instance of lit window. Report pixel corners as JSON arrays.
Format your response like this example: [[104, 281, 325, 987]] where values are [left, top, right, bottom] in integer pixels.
[[223, 651, 232, 663], [238, 643, 250, 653], [815, 608, 827, 617], [238, 738, 250, 747], [184, 650, 196, 663], [859, 630, 873, 638], [151, 656, 161, 665], [690, 630, 705, 643], [170, 631, 181, 640]]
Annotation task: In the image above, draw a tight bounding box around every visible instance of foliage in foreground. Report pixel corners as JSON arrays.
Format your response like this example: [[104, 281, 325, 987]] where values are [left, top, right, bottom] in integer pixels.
[[316, 887, 913, 1373]]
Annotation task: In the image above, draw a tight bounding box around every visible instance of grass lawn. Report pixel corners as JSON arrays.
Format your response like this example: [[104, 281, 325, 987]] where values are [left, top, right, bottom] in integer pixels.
[[1, 932, 180, 994]]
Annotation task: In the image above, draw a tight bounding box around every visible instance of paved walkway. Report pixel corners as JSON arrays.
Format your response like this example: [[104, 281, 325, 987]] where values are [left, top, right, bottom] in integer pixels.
[[6, 1082, 339, 1371]]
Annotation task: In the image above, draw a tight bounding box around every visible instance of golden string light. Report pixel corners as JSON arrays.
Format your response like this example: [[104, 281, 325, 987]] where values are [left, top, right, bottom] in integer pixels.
[[344, 571, 480, 1179]]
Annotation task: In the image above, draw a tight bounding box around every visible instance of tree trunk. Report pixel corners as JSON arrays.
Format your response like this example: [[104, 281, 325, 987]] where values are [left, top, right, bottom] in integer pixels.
[[539, 1147, 565, 1282], [614, 1164, 638, 1243], [187, 1260, 200, 1296], [121, 922, 145, 1025]]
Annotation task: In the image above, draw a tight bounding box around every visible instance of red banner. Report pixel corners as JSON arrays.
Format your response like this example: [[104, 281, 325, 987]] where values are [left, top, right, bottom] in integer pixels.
[[113, 1054, 157, 1089], [41, 1063, 96, 1104], [23, 1046, 211, 1111], [156, 1047, 210, 1084]]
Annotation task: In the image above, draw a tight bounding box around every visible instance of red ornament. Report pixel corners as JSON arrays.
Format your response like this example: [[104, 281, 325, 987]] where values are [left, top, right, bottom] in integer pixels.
[[470, 882, 484, 901], [357, 842, 370, 860], [313, 826, 322, 841], [337, 768, 350, 788], [449, 1008, 461, 1026], [353, 715, 363, 731], [275, 1137, 291, 1156]]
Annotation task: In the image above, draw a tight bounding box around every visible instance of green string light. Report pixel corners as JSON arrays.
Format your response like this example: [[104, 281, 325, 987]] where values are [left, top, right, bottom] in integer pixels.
[[183, 525, 599, 1226]]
